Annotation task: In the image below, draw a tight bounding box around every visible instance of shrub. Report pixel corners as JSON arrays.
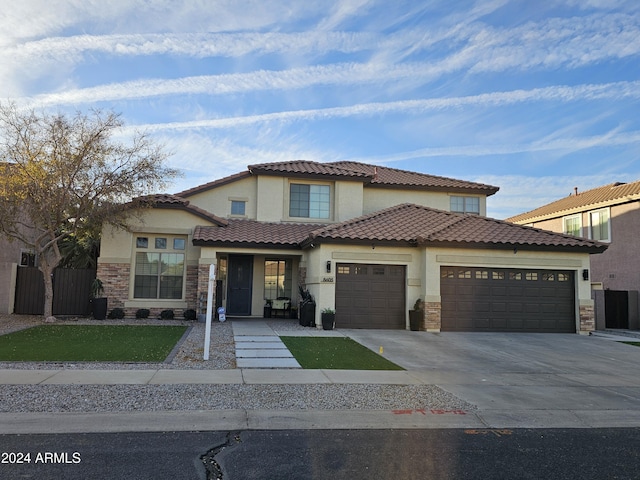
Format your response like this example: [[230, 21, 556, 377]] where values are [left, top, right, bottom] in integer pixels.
[[160, 309, 175, 320], [135, 309, 150, 319], [183, 309, 197, 320], [107, 308, 125, 319]]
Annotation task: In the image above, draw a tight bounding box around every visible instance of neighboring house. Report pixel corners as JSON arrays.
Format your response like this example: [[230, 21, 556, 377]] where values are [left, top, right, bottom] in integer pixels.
[[97, 160, 607, 333], [0, 236, 37, 314], [507, 181, 640, 331]]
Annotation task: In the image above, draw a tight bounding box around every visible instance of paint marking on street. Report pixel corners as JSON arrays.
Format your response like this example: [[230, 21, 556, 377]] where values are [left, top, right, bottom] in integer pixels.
[[391, 409, 467, 416], [464, 429, 513, 437]]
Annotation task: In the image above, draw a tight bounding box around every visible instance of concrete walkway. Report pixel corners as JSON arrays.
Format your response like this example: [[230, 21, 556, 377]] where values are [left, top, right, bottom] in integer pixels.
[[232, 319, 346, 368], [232, 320, 301, 368]]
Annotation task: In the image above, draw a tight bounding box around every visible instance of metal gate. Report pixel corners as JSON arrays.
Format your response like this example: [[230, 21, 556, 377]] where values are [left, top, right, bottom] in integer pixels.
[[14, 267, 95, 316]]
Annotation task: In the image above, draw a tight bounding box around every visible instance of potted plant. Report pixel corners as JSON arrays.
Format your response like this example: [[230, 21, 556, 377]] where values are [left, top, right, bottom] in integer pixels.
[[90, 278, 108, 320], [409, 298, 424, 331], [321, 307, 336, 330]]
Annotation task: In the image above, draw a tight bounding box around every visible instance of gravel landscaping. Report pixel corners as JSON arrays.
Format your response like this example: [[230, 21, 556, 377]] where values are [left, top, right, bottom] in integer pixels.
[[0, 315, 476, 414]]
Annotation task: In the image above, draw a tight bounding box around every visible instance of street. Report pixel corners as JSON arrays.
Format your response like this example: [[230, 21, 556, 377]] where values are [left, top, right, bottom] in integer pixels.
[[2, 428, 639, 479]]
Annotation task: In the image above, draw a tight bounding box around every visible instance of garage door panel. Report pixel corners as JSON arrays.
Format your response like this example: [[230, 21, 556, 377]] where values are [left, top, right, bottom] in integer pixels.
[[336, 263, 406, 329], [441, 267, 575, 333]]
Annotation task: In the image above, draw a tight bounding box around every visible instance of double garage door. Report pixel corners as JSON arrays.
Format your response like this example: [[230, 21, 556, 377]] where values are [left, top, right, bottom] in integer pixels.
[[441, 266, 576, 333], [335, 263, 405, 329]]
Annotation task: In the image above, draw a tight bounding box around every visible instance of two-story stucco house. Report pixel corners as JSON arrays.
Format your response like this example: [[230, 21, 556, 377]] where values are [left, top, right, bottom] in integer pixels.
[[97, 160, 607, 333], [507, 180, 640, 331]]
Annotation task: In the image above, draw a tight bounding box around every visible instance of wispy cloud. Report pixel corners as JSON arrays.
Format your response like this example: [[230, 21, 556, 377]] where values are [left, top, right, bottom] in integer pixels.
[[360, 130, 640, 164], [118, 81, 640, 132]]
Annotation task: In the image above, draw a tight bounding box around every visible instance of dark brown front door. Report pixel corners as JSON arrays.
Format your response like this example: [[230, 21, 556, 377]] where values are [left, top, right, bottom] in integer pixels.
[[441, 266, 575, 333], [227, 255, 253, 315], [335, 263, 405, 329]]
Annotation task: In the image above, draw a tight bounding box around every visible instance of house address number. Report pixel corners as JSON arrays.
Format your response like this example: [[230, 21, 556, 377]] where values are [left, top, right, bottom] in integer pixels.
[[321, 277, 334, 283]]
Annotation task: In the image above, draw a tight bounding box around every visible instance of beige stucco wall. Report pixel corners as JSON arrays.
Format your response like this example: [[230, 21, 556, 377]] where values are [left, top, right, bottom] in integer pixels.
[[98, 208, 218, 310], [303, 243, 425, 328], [302, 243, 592, 331], [363, 188, 488, 216], [186, 176, 257, 220]]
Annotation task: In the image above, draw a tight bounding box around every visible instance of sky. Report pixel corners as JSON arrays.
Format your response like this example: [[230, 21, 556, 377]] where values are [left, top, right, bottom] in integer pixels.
[[1, 0, 639, 219]]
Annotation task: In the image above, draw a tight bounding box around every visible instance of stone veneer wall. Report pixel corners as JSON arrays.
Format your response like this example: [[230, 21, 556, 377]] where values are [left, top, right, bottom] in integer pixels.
[[97, 262, 200, 318], [197, 264, 212, 315], [424, 302, 441, 331], [97, 263, 130, 310], [579, 304, 595, 333], [185, 264, 198, 312]]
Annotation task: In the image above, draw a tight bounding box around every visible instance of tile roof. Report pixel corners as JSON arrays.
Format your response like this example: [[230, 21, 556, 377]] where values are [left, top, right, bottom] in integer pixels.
[[193, 220, 323, 248], [175, 160, 499, 197], [507, 180, 640, 223], [175, 171, 252, 197], [329, 161, 499, 194], [248, 160, 370, 179], [192, 203, 606, 253], [305, 204, 607, 253], [134, 194, 228, 226]]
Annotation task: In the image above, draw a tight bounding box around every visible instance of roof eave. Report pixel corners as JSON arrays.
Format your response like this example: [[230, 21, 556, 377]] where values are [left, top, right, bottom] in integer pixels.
[[365, 183, 499, 196], [421, 239, 609, 254]]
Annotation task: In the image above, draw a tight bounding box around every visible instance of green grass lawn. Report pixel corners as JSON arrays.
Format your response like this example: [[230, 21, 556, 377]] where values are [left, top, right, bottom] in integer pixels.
[[0, 325, 188, 362], [622, 342, 640, 347], [280, 336, 404, 370]]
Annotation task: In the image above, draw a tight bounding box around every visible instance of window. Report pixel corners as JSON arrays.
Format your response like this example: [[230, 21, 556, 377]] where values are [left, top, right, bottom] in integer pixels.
[[289, 184, 330, 219], [133, 236, 186, 299], [450, 196, 480, 214], [136, 237, 149, 248], [231, 200, 246, 216], [20, 250, 36, 267], [264, 259, 292, 300], [589, 209, 610, 242], [563, 215, 582, 237]]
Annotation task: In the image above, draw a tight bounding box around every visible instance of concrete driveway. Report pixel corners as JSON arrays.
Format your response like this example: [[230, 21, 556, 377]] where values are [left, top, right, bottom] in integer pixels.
[[344, 330, 640, 428]]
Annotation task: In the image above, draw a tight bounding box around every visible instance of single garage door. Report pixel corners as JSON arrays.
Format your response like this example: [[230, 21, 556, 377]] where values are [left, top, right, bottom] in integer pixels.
[[335, 263, 405, 329], [441, 266, 575, 333]]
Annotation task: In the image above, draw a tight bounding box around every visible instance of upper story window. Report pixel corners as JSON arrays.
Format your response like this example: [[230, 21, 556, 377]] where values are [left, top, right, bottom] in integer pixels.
[[230, 200, 246, 216], [134, 235, 186, 299], [589, 208, 610, 242], [563, 214, 582, 237], [289, 184, 330, 219], [450, 196, 480, 214]]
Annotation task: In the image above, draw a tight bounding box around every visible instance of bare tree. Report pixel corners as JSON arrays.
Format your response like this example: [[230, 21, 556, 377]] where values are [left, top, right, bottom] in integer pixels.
[[0, 104, 180, 319]]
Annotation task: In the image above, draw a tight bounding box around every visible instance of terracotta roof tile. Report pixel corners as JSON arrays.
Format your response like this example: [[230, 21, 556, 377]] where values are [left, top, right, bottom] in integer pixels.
[[305, 204, 607, 253], [176, 160, 499, 196], [507, 180, 640, 223], [248, 160, 369, 179], [134, 194, 228, 226], [175, 171, 252, 197], [329, 161, 499, 194], [193, 220, 323, 248]]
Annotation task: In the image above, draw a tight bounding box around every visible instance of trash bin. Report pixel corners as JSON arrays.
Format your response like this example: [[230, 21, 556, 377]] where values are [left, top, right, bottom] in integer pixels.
[[299, 300, 316, 327], [264, 304, 272, 318]]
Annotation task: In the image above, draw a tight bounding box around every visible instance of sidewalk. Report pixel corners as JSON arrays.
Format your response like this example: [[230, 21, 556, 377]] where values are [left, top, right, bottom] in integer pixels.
[[2, 324, 640, 433]]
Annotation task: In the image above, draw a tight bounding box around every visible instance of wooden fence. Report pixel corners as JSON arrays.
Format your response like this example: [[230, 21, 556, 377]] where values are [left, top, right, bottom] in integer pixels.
[[14, 267, 96, 316]]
